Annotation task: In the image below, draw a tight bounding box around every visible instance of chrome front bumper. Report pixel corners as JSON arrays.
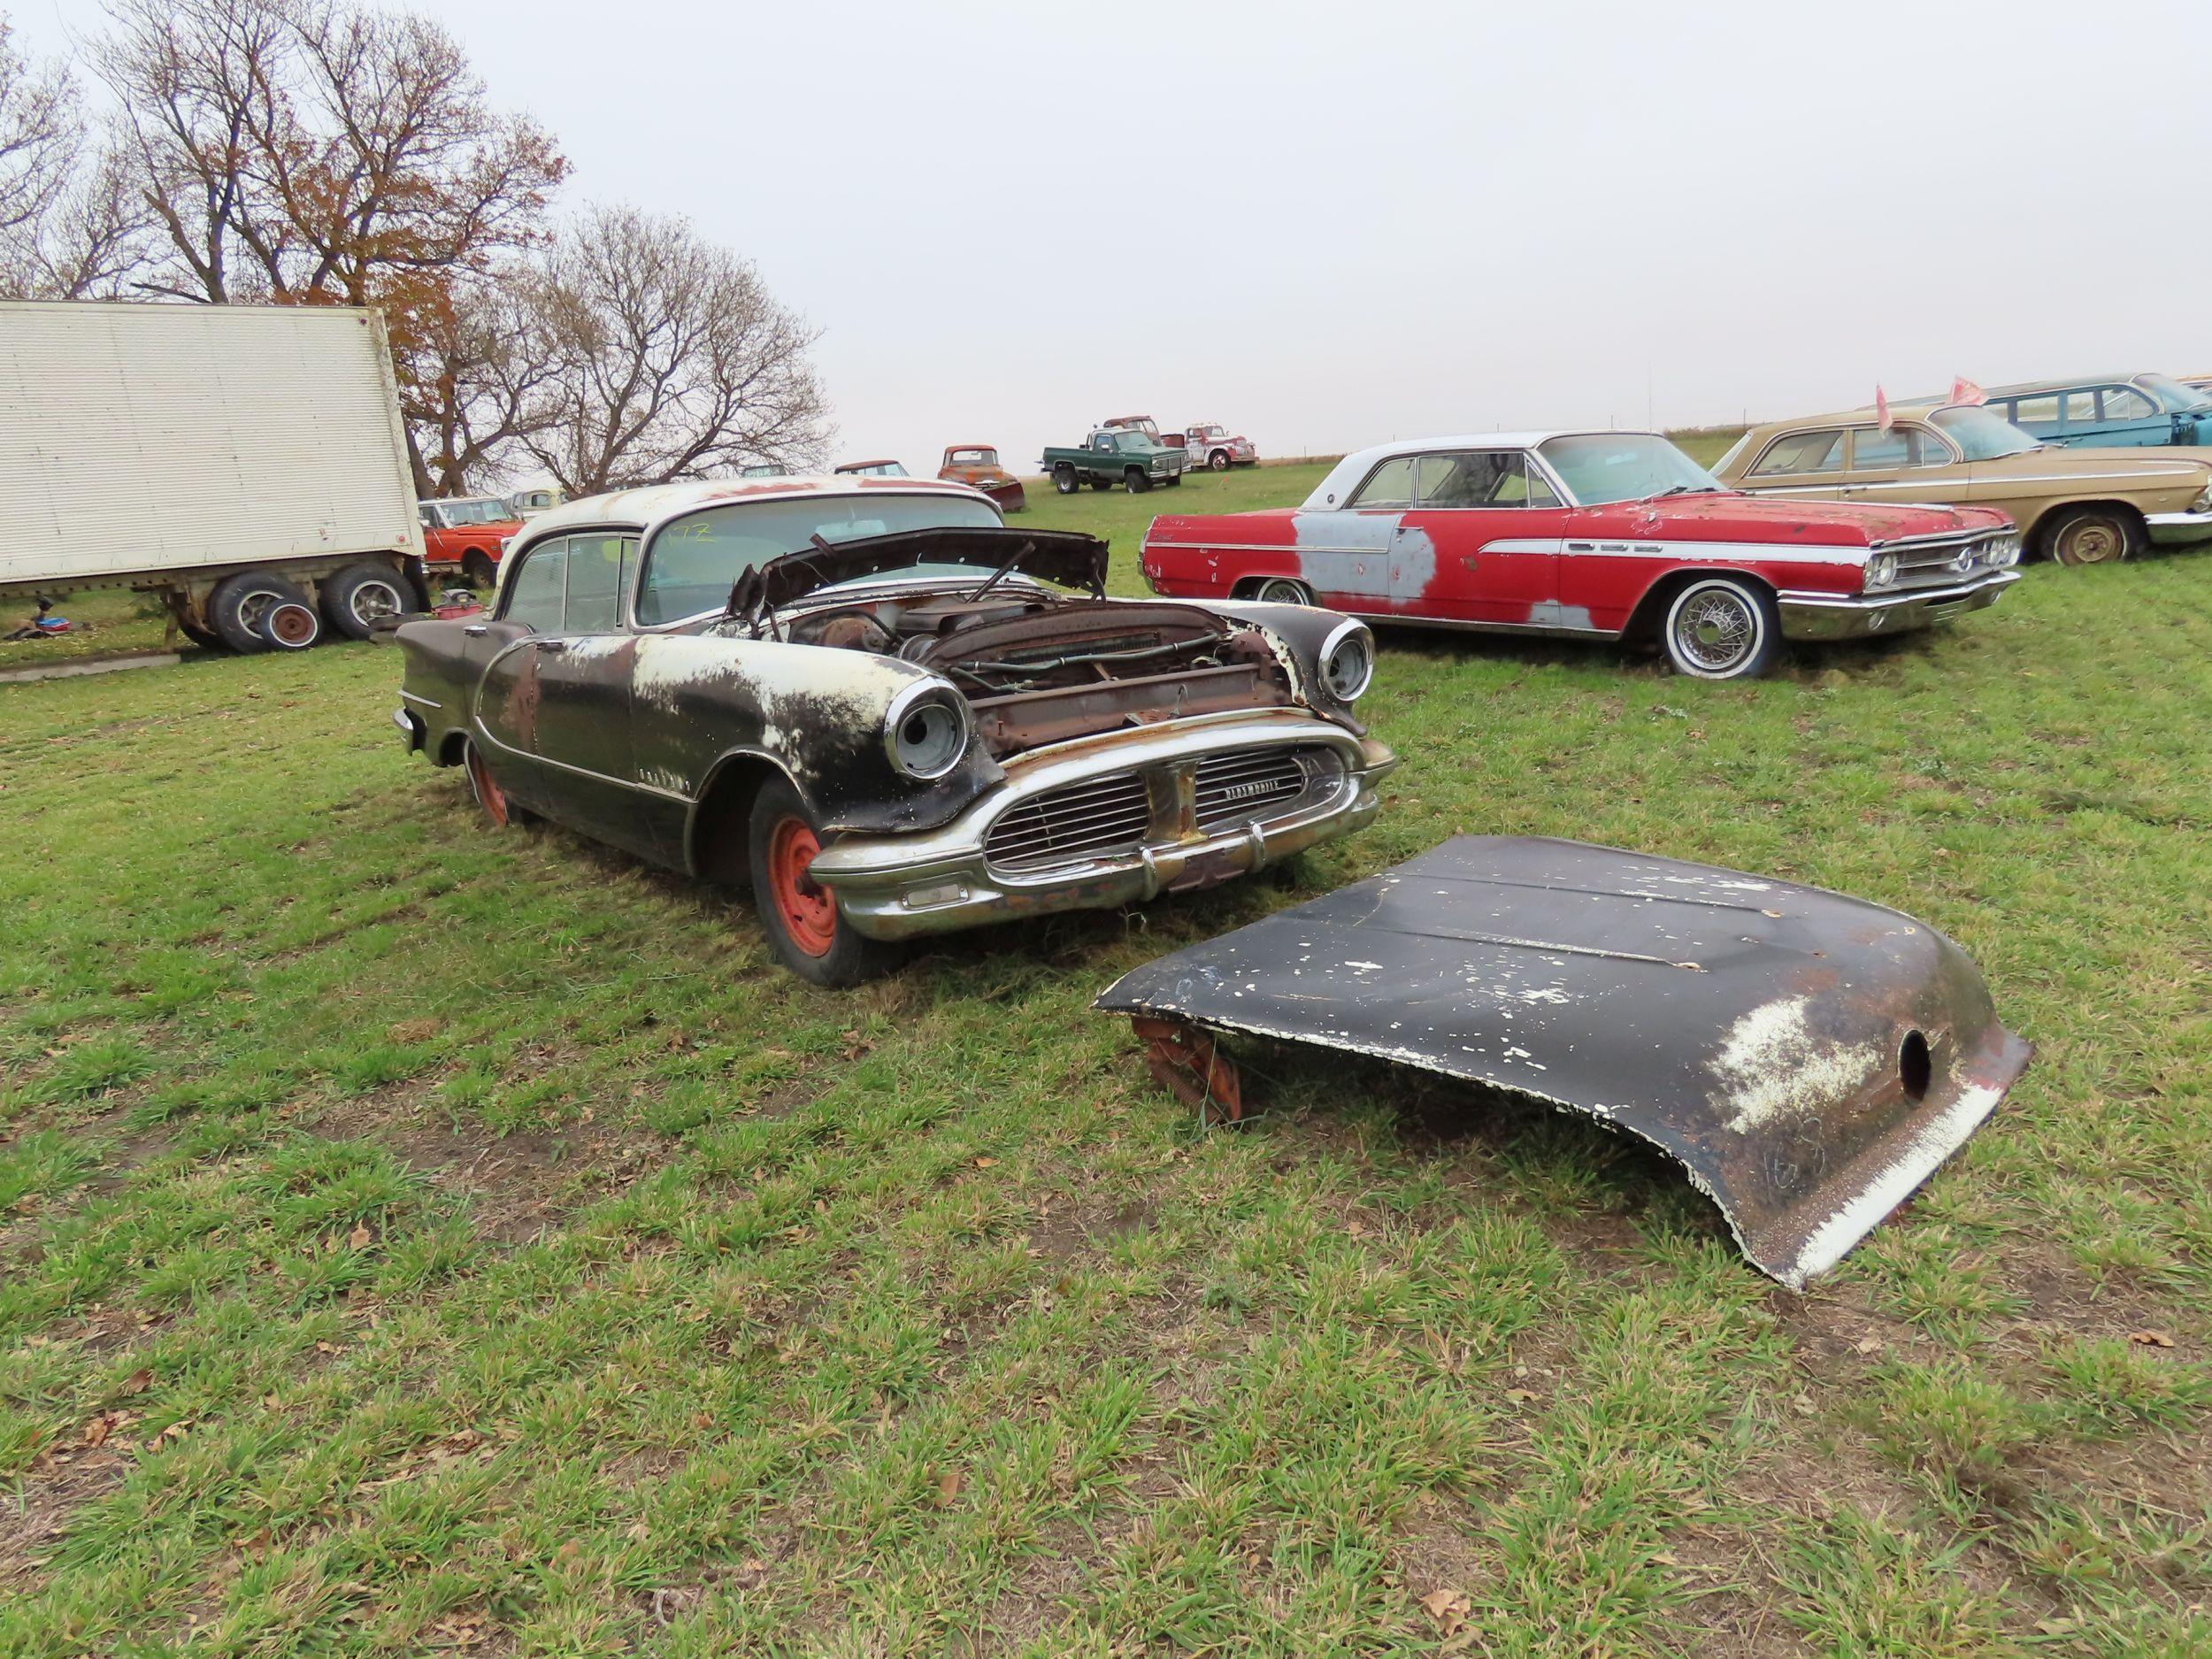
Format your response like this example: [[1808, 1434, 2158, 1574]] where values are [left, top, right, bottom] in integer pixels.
[[2145, 509, 2212, 545], [1778, 571, 2018, 641], [809, 710, 1395, 941]]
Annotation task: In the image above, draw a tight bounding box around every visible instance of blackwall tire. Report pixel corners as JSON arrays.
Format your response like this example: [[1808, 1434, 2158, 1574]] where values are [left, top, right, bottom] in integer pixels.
[[1053, 465, 1079, 495], [319, 562, 410, 641], [2043, 506, 2140, 567], [209, 571, 314, 654], [1661, 576, 1781, 680], [746, 780, 902, 987], [1209, 449, 1231, 472]]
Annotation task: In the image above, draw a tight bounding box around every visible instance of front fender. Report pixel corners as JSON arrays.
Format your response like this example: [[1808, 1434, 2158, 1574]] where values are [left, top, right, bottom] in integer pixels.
[[627, 634, 1004, 835], [1172, 598, 1371, 732]]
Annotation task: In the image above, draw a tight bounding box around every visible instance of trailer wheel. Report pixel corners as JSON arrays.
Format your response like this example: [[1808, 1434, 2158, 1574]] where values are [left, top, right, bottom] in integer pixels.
[[209, 571, 316, 654], [259, 600, 321, 650], [319, 562, 410, 641]]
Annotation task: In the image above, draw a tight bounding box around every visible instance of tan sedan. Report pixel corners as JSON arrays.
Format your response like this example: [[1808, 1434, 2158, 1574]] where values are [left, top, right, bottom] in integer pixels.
[[1712, 403, 2212, 565]]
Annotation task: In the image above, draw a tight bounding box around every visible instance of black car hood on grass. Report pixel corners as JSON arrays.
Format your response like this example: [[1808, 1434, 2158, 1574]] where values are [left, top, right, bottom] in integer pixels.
[[728, 526, 1109, 618], [1095, 836, 2030, 1289]]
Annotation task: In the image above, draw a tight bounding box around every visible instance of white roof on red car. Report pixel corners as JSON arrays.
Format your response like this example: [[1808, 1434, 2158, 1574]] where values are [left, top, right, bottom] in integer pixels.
[[517, 474, 995, 539], [1302, 431, 1623, 510]]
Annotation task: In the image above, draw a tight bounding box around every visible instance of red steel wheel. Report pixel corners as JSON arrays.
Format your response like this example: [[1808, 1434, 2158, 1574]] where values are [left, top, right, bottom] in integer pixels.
[[765, 814, 837, 957], [465, 741, 511, 828]]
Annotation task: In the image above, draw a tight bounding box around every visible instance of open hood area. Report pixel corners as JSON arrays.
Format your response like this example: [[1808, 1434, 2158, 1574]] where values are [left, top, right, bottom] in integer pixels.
[[728, 526, 1109, 617]]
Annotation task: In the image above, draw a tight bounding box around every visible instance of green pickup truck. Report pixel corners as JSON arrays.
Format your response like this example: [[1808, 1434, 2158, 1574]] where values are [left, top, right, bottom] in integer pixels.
[[1040, 429, 1188, 495]]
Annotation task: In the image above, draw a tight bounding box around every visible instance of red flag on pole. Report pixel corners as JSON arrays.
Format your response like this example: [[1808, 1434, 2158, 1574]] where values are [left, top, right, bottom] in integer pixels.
[[1875, 386, 1893, 431], [1949, 377, 1986, 406]]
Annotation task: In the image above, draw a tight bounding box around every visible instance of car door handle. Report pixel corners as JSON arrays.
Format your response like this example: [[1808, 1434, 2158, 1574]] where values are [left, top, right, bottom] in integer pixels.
[[537, 639, 568, 653], [463, 623, 488, 637]]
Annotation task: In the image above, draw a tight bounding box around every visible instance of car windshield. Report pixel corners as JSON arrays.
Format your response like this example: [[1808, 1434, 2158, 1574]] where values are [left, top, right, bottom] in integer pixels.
[[1536, 434, 1722, 504], [434, 499, 507, 526], [1111, 432, 1152, 453], [1192, 426, 1225, 440], [952, 449, 997, 466], [1929, 405, 2042, 459], [2137, 373, 2211, 414], [637, 493, 1002, 626]]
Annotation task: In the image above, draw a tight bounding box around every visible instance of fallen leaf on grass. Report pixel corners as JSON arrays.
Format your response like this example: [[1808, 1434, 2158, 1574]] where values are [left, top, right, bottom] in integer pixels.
[[119, 1368, 153, 1395], [1504, 1389, 1539, 1405], [1853, 1335, 1883, 1356], [2127, 1330, 2176, 1348], [1419, 1587, 1471, 1635], [973, 1157, 998, 1170], [935, 1469, 963, 1506], [348, 1224, 372, 1249]]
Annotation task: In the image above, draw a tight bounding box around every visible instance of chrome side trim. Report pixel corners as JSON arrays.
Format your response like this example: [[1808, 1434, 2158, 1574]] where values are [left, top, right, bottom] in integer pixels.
[[399, 688, 443, 709]]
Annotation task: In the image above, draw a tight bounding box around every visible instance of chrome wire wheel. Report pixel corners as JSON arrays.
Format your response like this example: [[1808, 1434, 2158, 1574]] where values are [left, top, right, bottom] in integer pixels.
[[1663, 578, 1776, 680], [1255, 578, 1311, 605]]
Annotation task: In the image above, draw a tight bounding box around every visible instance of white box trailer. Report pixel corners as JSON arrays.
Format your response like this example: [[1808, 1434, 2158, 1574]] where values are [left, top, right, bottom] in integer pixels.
[[0, 300, 428, 650]]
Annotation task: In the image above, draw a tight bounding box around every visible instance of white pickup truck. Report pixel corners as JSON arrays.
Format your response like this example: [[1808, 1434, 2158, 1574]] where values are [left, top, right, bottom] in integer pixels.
[[0, 300, 428, 651]]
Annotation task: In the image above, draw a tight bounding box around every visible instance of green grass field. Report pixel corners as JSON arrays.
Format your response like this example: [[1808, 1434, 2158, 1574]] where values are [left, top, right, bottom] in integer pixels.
[[2, 459, 2208, 1656]]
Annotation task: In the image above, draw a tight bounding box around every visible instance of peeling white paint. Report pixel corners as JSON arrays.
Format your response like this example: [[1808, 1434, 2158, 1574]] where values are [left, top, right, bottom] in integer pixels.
[[1711, 996, 1882, 1133]]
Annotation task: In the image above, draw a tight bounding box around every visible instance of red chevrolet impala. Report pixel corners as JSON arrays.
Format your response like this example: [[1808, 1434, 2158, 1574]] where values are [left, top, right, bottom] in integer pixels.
[[1141, 432, 2021, 680]]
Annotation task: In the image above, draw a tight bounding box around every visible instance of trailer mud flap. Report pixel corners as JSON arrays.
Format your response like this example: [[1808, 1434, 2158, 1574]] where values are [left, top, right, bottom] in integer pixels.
[[1094, 836, 2029, 1288]]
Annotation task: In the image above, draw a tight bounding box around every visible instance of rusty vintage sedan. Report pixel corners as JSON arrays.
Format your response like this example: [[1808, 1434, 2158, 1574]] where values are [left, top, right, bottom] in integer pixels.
[[391, 476, 1394, 982], [1713, 402, 2212, 565]]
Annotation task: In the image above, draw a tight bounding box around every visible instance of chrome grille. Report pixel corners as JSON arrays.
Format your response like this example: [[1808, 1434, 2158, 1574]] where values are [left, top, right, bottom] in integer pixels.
[[1886, 533, 1998, 588], [1193, 746, 1314, 832], [984, 772, 1153, 872]]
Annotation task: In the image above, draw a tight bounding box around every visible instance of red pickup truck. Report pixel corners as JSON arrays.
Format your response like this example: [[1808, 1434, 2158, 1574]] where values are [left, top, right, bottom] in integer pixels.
[[418, 497, 523, 587], [1141, 430, 2020, 680]]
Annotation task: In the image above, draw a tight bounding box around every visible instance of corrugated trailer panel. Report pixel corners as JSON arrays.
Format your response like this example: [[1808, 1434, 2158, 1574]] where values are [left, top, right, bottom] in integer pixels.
[[0, 302, 423, 588]]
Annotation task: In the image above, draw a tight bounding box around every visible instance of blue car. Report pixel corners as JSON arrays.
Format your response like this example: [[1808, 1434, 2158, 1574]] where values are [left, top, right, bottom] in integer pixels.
[[1978, 373, 2212, 449]]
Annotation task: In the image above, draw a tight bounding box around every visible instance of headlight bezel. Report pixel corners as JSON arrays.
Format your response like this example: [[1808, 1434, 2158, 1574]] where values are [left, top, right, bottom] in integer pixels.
[[1318, 618, 1376, 703], [1864, 550, 1900, 590], [883, 679, 972, 781]]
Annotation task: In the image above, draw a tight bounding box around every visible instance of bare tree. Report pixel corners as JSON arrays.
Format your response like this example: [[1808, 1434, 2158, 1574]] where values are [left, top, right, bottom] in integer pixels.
[[1, 16, 149, 296], [90, 0, 296, 303], [399, 274, 563, 499], [520, 204, 832, 495], [87, 0, 566, 491]]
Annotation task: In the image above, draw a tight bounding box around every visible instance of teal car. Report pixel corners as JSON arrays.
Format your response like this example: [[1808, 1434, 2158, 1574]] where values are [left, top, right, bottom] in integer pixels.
[[1978, 373, 2212, 450]]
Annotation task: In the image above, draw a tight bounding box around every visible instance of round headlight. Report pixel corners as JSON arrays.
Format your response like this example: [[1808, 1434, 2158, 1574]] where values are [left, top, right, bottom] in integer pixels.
[[885, 682, 970, 780], [1866, 551, 1899, 588], [1319, 620, 1375, 703]]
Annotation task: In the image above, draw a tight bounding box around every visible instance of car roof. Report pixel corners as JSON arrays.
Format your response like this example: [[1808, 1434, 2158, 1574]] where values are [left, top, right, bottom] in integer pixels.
[[515, 475, 990, 538], [1981, 373, 2153, 396], [1740, 403, 1962, 436], [1302, 431, 1629, 509]]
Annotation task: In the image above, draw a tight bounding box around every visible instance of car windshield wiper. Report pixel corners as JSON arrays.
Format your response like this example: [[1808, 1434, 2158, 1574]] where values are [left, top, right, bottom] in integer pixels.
[[1642, 482, 1717, 502]]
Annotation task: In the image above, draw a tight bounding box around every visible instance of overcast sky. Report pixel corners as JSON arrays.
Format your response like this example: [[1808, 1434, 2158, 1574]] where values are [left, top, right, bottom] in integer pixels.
[[15, 0, 2212, 480]]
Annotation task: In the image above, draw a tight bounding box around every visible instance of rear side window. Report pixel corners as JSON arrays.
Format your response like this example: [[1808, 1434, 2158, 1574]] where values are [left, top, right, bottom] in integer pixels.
[[2012, 394, 2062, 426], [1750, 430, 1845, 475], [1348, 456, 1417, 508], [2101, 386, 2156, 420], [1852, 427, 1910, 470], [503, 540, 569, 630]]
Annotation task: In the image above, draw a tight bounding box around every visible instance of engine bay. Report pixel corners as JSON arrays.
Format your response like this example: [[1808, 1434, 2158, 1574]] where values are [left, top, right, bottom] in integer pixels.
[[778, 588, 1295, 756]]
